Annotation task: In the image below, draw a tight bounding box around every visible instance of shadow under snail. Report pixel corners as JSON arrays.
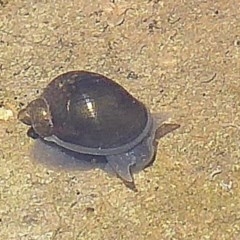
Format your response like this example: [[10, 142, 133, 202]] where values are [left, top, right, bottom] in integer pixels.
[[18, 71, 179, 190]]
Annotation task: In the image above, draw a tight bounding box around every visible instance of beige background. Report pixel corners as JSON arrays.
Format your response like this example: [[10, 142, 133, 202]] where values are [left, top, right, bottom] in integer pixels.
[[0, 0, 240, 239]]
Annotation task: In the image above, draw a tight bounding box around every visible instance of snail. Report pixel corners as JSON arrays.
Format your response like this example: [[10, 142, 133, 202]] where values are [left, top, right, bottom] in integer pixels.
[[18, 71, 179, 190]]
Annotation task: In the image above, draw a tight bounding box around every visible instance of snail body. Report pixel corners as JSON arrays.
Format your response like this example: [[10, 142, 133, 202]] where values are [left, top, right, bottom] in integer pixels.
[[18, 71, 174, 189]]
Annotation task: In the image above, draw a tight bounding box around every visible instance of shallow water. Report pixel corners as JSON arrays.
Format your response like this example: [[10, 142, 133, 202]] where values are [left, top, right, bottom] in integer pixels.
[[1, 0, 240, 239]]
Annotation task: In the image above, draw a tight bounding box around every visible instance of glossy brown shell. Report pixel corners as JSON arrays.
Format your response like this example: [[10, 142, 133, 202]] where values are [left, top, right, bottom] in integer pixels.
[[40, 71, 149, 150]]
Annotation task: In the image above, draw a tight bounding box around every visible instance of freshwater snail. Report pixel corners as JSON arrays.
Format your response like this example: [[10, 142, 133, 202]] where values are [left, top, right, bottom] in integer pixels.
[[18, 71, 179, 190]]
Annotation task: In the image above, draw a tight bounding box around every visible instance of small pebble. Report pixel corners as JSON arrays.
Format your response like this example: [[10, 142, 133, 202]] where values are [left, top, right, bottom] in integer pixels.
[[0, 107, 13, 121]]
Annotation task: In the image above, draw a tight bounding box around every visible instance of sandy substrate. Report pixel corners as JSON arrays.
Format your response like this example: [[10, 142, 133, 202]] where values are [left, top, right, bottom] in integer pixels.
[[0, 0, 240, 239]]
